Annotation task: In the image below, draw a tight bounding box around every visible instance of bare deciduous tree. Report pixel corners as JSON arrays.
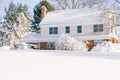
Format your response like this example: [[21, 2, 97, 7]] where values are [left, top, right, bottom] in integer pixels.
[[115, 0, 120, 4], [0, 0, 1, 3], [50, 0, 120, 9], [51, 0, 106, 9], [51, 0, 82, 9]]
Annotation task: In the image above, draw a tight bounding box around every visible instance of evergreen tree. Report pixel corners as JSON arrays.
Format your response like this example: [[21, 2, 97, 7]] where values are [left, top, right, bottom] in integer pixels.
[[33, 1, 42, 25], [32, 0, 55, 32], [4, 1, 31, 49], [4, 2, 31, 26]]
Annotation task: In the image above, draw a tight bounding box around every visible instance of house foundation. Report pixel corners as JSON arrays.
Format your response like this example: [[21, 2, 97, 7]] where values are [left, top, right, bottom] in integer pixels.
[[40, 38, 118, 51], [40, 42, 55, 50]]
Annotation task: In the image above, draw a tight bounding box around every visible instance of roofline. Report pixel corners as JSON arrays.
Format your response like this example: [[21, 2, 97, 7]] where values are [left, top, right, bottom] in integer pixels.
[[40, 21, 110, 27], [20, 35, 118, 43]]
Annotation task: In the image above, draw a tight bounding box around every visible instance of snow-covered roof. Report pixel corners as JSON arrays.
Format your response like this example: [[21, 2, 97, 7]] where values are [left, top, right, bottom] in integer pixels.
[[21, 33, 115, 43], [40, 8, 112, 26], [20, 33, 59, 43], [20, 33, 41, 43]]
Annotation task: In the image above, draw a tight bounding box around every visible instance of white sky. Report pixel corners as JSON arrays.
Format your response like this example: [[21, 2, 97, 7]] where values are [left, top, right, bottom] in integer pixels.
[[0, 0, 43, 19]]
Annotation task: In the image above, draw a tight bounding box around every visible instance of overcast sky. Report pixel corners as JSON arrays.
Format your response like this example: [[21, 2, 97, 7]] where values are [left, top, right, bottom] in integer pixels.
[[0, 0, 43, 19]]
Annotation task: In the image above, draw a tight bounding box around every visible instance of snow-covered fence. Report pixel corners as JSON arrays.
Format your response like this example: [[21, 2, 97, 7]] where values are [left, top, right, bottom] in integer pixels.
[[55, 34, 88, 51]]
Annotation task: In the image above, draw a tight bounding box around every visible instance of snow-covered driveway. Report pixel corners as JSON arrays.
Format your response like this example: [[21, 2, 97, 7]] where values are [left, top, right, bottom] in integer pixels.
[[0, 50, 120, 80]]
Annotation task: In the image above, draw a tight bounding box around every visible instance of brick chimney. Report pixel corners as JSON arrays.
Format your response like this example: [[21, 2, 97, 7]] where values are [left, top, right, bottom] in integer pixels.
[[41, 6, 47, 19]]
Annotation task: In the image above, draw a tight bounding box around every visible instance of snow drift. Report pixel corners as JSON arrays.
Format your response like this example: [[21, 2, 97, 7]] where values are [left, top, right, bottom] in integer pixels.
[[56, 34, 120, 52], [91, 41, 120, 52], [55, 34, 87, 51]]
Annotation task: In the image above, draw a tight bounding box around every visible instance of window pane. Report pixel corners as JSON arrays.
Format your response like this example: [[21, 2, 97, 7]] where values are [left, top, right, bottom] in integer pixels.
[[94, 40, 102, 45], [77, 26, 82, 33], [94, 25, 98, 32], [54, 27, 58, 34], [66, 26, 70, 33], [46, 42, 55, 48], [99, 24, 103, 32], [49, 27, 53, 34]]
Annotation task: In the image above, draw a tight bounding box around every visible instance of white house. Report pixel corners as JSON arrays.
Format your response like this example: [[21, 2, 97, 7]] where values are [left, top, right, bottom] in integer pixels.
[[39, 6, 118, 50]]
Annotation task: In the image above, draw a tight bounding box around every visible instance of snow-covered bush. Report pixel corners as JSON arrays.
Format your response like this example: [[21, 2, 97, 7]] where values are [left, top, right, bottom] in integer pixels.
[[91, 41, 120, 52], [56, 34, 88, 51], [9, 13, 30, 49], [0, 46, 10, 50]]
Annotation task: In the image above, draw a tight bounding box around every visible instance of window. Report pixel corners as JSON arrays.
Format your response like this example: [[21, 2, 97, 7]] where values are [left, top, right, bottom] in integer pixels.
[[99, 24, 103, 32], [94, 40, 103, 45], [65, 26, 70, 33], [93, 24, 103, 32], [77, 25, 82, 33], [115, 28, 118, 35], [46, 42, 55, 48], [49, 28, 53, 34], [49, 27, 58, 34], [54, 27, 58, 34], [94, 25, 98, 32]]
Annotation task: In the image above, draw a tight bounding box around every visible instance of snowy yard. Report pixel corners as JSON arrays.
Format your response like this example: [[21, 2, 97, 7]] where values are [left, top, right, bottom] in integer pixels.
[[0, 50, 120, 80]]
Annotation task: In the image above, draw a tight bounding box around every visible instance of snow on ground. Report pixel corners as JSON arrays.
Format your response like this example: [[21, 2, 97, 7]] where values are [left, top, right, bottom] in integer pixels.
[[0, 50, 120, 80], [0, 46, 10, 50]]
